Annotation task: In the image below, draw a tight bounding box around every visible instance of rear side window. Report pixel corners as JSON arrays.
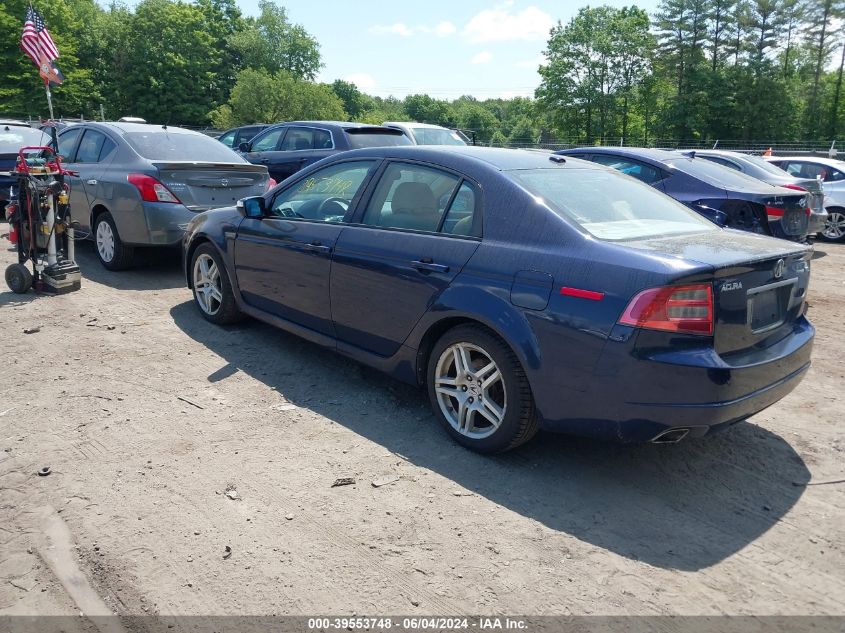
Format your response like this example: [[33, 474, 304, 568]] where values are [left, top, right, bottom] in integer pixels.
[[590, 155, 664, 184], [345, 129, 413, 149], [362, 163, 460, 232], [280, 127, 333, 151], [441, 182, 478, 236], [510, 168, 716, 241]]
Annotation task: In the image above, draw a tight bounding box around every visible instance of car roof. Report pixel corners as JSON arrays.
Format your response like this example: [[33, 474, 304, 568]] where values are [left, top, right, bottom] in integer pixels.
[[767, 155, 845, 167], [0, 119, 31, 128], [329, 145, 599, 171], [561, 146, 681, 161], [383, 121, 453, 130], [76, 122, 206, 137], [264, 121, 401, 132], [694, 149, 756, 159]]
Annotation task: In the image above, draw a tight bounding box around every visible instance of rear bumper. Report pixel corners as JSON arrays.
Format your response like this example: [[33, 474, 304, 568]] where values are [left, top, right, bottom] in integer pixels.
[[808, 209, 828, 234], [140, 202, 198, 246], [536, 317, 814, 442]]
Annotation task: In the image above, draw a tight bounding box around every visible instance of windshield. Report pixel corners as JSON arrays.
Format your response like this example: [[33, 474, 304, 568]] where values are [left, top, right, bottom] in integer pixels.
[[509, 168, 717, 241], [411, 127, 467, 146], [124, 130, 245, 162], [665, 155, 779, 190], [345, 130, 412, 149], [0, 126, 51, 153]]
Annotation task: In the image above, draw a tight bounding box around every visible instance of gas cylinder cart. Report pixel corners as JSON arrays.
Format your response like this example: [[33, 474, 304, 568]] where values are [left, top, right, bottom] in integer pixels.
[[4, 144, 81, 294]]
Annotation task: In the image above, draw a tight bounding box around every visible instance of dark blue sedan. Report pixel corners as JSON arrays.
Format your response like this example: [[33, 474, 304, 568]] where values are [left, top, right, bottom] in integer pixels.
[[183, 147, 813, 453], [557, 147, 811, 242]]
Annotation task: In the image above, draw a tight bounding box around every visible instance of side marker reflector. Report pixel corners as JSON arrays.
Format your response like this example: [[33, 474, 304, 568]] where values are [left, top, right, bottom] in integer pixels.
[[561, 287, 605, 301]]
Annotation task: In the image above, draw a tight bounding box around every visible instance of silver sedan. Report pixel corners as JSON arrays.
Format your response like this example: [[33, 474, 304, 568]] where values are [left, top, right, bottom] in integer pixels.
[[57, 122, 269, 269]]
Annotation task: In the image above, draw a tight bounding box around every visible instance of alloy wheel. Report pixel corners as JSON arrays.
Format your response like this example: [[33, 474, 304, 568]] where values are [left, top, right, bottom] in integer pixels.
[[434, 342, 507, 439], [193, 253, 223, 316], [96, 220, 115, 263], [822, 211, 845, 240]]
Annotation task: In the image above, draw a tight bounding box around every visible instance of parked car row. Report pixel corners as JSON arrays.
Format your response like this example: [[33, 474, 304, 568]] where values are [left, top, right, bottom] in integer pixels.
[[0, 120, 821, 454]]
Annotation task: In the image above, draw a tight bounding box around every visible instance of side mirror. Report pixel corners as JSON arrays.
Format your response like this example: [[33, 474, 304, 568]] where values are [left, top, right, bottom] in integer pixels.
[[238, 141, 251, 153], [237, 196, 265, 218]]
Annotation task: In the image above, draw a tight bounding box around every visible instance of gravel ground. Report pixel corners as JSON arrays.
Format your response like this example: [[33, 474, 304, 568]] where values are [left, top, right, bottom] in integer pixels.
[[0, 238, 842, 622]]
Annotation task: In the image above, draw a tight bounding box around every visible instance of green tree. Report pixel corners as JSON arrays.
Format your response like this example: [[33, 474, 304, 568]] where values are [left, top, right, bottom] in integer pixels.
[[330, 80, 372, 119], [209, 68, 345, 127], [229, 0, 321, 80]]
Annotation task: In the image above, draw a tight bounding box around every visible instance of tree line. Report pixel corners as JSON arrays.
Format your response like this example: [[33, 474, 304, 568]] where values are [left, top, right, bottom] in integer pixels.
[[1, 0, 843, 145]]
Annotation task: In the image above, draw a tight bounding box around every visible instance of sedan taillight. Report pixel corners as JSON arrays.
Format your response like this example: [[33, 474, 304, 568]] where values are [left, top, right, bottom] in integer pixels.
[[127, 173, 181, 204], [619, 284, 713, 336]]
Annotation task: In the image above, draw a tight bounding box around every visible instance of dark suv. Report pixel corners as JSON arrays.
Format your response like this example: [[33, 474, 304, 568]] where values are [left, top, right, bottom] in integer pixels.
[[240, 121, 411, 183]]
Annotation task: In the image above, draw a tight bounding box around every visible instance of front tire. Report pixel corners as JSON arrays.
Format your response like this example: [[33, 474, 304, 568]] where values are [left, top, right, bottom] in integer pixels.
[[818, 208, 845, 243], [191, 243, 242, 325], [427, 325, 538, 453], [94, 212, 134, 270]]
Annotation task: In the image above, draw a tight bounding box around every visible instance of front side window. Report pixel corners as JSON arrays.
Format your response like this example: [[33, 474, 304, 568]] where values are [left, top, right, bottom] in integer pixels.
[[590, 155, 664, 184], [361, 163, 461, 232], [251, 128, 283, 152], [56, 127, 82, 161], [218, 131, 236, 147], [510, 167, 717, 241], [269, 160, 376, 222]]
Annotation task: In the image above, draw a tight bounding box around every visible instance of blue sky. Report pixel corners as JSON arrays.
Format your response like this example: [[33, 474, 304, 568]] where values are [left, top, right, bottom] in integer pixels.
[[103, 1, 660, 99]]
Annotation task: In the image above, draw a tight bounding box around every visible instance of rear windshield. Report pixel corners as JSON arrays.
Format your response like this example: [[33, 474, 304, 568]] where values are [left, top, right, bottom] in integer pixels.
[[741, 154, 792, 176], [509, 168, 717, 241], [0, 126, 51, 153], [411, 127, 467, 146], [665, 155, 779, 189], [124, 130, 245, 162], [345, 129, 412, 149]]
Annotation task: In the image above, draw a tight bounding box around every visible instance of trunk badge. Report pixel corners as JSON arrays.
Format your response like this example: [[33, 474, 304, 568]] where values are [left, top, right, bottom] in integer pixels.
[[774, 259, 785, 279], [221, 178, 229, 187]]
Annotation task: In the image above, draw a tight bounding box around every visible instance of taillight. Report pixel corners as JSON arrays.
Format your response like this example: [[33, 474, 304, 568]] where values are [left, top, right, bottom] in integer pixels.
[[266, 177, 277, 191], [127, 173, 181, 204], [765, 205, 784, 217], [619, 284, 713, 336], [782, 184, 806, 192]]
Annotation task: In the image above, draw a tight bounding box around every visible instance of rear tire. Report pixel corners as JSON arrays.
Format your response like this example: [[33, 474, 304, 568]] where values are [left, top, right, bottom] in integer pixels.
[[190, 243, 242, 325], [427, 324, 538, 453], [5, 263, 33, 294], [94, 212, 134, 270], [818, 208, 845, 243]]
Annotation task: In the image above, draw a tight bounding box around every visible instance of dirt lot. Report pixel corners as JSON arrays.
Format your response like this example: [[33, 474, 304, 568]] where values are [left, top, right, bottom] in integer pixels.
[[0, 237, 843, 623]]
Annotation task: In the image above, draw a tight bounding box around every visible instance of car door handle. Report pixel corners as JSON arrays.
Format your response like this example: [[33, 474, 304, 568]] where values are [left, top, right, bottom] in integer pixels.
[[411, 259, 449, 273], [303, 241, 332, 254], [86, 179, 97, 185]]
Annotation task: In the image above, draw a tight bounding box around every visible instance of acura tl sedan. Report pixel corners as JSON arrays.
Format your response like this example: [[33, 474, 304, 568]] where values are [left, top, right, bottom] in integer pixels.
[[183, 147, 814, 453], [57, 122, 270, 270]]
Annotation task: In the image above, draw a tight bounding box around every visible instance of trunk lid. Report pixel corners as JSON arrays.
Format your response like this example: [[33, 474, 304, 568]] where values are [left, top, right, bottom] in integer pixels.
[[626, 229, 811, 356], [152, 162, 268, 211]]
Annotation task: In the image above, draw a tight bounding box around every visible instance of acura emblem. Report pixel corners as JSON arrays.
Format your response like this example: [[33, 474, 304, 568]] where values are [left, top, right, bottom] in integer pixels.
[[774, 259, 785, 279], [221, 178, 229, 187]]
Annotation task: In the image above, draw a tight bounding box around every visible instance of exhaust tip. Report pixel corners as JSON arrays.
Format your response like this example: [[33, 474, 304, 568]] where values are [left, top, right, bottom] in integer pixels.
[[651, 428, 690, 444]]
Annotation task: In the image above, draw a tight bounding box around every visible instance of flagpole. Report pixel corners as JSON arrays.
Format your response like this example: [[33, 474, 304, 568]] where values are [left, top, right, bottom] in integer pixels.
[[45, 81, 54, 120]]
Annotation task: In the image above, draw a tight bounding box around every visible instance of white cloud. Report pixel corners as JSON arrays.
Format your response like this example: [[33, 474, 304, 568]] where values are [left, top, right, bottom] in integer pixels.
[[369, 22, 413, 37], [463, 6, 554, 43], [471, 51, 493, 64], [434, 21, 456, 37], [344, 73, 377, 90]]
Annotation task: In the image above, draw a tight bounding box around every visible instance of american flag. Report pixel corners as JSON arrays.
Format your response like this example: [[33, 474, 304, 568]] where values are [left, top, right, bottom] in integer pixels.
[[21, 6, 59, 66]]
